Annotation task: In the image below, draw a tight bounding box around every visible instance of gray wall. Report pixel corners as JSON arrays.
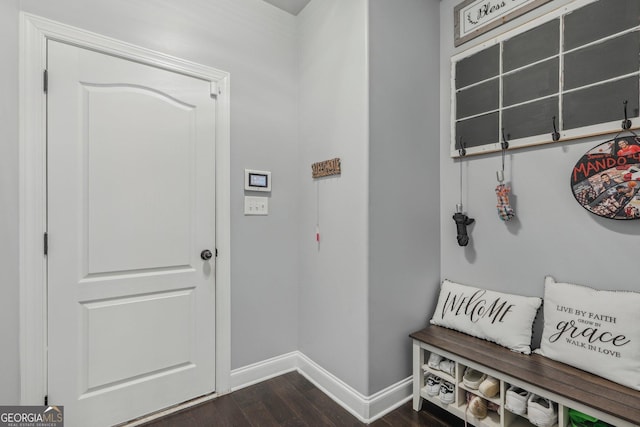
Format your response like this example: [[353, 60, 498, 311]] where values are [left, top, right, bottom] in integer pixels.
[[368, 0, 440, 395], [3, 0, 300, 403], [439, 0, 640, 333], [296, 0, 442, 396], [297, 0, 370, 395], [0, 0, 20, 406]]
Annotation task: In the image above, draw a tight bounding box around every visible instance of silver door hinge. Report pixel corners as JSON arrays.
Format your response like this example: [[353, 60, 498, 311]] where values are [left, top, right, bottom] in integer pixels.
[[43, 70, 48, 93]]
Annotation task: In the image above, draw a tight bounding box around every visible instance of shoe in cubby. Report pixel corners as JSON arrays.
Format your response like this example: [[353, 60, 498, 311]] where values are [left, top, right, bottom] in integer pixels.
[[438, 381, 455, 404], [462, 367, 486, 390], [504, 385, 530, 415], [467, 394, 488, 419], [427, 352, 443, 369], [425, 375, 441, 396], [438, 359, 456, 377], [478, 375, 499, 398], [527, 394, 558, 427]]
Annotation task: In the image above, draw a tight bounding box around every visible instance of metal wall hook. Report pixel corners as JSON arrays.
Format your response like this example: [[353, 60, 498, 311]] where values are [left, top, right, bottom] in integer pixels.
[[551, 116, 560, 141], [622, 100, 632, 130], [501, 128, 509, 150], [458, 137, 466, 157]]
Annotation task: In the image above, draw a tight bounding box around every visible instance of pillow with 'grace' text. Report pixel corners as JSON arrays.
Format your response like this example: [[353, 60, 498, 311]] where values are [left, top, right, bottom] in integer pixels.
[[535, 276, 640, 390], [430, 279, 542, 354]]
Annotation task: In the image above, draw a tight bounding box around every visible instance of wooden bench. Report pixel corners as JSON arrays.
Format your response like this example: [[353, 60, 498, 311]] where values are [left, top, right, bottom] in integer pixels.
[[410, 325, 640, 427]]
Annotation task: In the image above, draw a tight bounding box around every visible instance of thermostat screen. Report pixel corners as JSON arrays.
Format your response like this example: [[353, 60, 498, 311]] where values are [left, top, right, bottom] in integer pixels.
[[249, 173, 268, 188]]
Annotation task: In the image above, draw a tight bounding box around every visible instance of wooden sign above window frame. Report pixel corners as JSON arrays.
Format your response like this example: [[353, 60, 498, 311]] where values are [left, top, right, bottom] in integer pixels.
[[454, 0, 552, 47]]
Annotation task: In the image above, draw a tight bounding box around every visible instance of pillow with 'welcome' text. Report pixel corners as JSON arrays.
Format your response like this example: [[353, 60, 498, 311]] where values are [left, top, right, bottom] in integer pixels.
[[535, 276, 640, 390], [430, 279, 542, 354]]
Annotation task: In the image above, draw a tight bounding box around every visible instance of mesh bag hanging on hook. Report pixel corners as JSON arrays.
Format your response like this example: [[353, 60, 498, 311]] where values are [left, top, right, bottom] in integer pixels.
[[495, 184, 515, 221], [495, 135, 515, 222]]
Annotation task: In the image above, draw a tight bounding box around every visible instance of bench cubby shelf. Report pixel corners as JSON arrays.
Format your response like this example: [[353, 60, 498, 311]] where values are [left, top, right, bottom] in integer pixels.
[[419, 359, 521, 427], [411, 326, 640, 427]]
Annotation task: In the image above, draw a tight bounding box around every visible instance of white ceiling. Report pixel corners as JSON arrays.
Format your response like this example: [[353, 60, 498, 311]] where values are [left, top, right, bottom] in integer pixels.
[[262, 0, 311, 15]]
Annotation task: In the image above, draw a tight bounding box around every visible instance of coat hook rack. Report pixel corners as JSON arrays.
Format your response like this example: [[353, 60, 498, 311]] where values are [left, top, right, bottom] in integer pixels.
[[622, 100, 632, 130], [501, 128, 509, 150], [551, 116, 560, 141]]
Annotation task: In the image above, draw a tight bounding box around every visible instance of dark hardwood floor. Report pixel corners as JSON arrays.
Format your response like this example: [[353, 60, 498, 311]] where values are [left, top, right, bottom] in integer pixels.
[[139, 371, 465, 426]]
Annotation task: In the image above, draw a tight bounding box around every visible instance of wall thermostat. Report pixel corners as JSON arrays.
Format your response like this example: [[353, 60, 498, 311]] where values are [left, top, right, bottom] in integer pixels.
[[244, 169, 271, 192]]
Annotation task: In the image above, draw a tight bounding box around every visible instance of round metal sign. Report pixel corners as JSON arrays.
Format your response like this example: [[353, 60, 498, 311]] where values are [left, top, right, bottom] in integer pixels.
[[571, 137, 640, 220]]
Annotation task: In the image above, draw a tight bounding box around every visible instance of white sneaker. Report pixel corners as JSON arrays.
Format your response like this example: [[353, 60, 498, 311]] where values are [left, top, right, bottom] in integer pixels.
[[438, 359, 456, 376], [439, 381, 455, 404], [425, 375, 441, 396], [527, 394, 557, 427], [427, 352, 443, 369], [504, 386, 530, 415], [462, 367, 487, 390]]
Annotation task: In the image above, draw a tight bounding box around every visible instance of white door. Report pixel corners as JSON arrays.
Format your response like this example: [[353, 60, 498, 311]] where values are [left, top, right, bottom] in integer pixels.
[[47, 40, 216, 427]]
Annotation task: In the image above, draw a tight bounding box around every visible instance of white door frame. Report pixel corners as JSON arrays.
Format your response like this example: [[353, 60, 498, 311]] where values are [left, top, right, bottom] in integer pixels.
[[19, 12, 231, 405]]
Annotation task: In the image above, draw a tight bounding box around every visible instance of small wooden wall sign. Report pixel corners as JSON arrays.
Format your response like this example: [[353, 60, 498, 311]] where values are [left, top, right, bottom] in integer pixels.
[[312, 158, 341, 178]]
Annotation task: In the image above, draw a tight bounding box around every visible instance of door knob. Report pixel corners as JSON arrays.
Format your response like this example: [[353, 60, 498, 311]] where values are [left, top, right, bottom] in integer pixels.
[[201, 249, 213, 261]]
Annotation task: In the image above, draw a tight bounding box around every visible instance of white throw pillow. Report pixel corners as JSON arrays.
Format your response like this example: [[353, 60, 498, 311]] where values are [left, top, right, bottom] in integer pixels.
[[430, 279, 542, 354], [536, 276, 640, 390]]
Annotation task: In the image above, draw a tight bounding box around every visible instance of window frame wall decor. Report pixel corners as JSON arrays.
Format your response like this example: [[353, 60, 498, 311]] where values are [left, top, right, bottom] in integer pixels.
[[450, 0, 640, 158]]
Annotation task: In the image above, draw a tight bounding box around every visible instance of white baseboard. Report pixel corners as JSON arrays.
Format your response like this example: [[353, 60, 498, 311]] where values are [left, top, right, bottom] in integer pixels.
[[230, 351, 299, 391], [295, 352, 370, 422], [230, 351, 412, 423], [367, 377, 413, 421]]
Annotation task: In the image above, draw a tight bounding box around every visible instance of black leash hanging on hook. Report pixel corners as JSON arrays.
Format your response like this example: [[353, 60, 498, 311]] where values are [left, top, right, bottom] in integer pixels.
[[453, 137, 474, 246]]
